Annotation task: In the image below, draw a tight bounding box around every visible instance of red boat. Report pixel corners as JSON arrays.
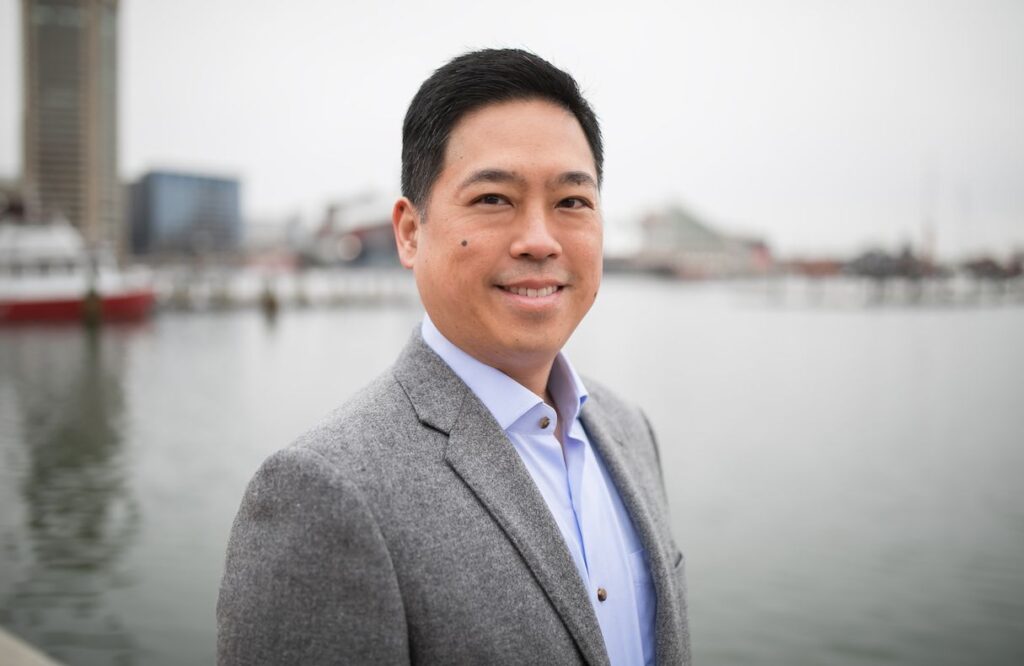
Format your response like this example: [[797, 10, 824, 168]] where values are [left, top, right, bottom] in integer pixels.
[[0, 220, 155, 323]]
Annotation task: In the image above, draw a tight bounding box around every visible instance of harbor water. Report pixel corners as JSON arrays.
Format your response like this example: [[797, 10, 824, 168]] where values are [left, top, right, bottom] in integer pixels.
[[1, 275, 1022, 665]]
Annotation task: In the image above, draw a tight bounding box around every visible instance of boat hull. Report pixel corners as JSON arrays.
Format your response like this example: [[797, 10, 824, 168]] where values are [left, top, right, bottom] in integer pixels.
[[0, 290, 155, 323]]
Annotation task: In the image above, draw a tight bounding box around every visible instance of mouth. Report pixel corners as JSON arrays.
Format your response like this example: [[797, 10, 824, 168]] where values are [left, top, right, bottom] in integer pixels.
[[498, 285, 563, 298]]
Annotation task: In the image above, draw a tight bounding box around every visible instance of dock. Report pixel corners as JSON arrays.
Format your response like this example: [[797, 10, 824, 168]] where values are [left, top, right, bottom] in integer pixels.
[[0, 627, 62, 666]]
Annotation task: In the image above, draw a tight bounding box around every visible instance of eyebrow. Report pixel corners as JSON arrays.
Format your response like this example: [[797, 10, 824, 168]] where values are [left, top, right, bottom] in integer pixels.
[[457, 169, 525, 192], [457, 168, 598, 192], [553, 171, 598, 189]]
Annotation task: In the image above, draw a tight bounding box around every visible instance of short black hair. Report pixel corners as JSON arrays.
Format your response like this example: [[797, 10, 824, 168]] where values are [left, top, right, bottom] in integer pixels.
[[401, 48, 603, 207]]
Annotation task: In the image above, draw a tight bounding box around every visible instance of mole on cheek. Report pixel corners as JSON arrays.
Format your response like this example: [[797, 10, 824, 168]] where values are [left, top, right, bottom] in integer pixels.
[[460, 240, 468, 247]]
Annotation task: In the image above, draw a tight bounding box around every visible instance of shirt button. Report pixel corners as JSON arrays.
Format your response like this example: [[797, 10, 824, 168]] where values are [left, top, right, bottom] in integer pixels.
[[597, 587, 608, 602], [539, 416, 551, 429]]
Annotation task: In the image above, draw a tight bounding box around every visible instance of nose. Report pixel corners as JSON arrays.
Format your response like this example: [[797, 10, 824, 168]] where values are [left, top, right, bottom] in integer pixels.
[[509, 205, 561, 260]]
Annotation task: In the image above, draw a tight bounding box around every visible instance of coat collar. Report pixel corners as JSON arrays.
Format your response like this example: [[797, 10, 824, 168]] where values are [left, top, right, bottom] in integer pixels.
[[419, 315, 589, 432]]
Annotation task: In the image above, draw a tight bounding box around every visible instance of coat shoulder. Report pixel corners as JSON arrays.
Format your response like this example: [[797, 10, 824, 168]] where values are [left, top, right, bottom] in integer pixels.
[[582, 377, 642, 419], [582, 377, 657, 442], [290, 367, 430, 464]]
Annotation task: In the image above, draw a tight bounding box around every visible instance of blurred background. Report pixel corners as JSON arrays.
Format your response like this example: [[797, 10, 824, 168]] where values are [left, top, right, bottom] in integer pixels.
[[0, 0, 1022, 664]]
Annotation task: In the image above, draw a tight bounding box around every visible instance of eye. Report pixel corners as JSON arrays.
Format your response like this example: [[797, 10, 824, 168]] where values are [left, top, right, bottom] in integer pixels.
[[473, 193, 511, 206], [557, 197, 592, 210]]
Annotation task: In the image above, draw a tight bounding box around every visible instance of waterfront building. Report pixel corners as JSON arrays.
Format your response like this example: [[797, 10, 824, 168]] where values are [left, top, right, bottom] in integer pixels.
[[304, 194, 399, 267], [638, 204, 773, 278], [129, 171, 241, 256], [22, 0, 120, 247]]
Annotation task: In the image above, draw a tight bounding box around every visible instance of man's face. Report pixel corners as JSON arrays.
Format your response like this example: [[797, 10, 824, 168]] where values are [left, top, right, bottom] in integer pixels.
[[396, 98, 603, 375]]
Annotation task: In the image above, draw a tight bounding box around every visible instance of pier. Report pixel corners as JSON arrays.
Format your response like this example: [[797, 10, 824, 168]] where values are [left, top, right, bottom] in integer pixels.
[[0, 627, 62, 666], [151, 266, 418, 312]]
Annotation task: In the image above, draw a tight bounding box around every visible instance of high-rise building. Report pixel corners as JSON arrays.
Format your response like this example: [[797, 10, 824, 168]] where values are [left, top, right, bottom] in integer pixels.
[[22, 0, 120, 247]]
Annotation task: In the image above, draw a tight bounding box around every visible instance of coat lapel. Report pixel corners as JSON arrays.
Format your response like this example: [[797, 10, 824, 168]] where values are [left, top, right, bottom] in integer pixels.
[[580, 401, 687, 665], [393, 332, 609, 666]]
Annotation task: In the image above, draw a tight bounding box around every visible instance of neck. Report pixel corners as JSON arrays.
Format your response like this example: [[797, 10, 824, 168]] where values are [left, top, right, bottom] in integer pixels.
[[500, 361, 555, 403], [426, 316, 560, 402], [466, 344, 557, 402], [468, 348, 557, 399]]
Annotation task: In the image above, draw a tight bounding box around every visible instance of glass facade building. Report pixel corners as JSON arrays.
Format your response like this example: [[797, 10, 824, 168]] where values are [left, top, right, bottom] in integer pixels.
[[130, 171, 241, 256]]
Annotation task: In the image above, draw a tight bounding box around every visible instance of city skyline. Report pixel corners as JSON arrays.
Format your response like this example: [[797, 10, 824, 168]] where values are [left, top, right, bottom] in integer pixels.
[[0, 0, 1022, 259]]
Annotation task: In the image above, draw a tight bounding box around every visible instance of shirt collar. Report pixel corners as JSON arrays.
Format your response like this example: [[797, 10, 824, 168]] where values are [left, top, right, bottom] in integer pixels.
[[421, 315, 588, 432]]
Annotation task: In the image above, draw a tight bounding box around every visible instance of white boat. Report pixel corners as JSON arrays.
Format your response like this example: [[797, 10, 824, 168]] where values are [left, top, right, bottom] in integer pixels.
[[0, 219, 155, 323]]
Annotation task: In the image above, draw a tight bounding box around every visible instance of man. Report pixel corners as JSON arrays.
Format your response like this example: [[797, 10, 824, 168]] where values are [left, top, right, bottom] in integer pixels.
[[217, 49, 690, 665]]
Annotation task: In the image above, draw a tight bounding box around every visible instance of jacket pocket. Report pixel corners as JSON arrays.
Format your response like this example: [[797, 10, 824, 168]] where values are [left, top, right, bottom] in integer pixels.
[[628, 548, 657, 664]]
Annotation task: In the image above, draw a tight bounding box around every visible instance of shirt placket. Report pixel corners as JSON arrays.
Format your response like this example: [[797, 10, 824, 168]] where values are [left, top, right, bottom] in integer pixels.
[[573, 431, 644, 665]]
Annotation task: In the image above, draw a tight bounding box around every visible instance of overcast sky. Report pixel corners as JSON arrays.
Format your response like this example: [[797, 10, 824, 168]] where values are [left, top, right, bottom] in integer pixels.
[[1, 0, 1021, 258]]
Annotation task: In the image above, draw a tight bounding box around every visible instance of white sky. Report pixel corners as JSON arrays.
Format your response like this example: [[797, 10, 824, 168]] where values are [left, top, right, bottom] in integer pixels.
[[1, 0, 1022, 258]]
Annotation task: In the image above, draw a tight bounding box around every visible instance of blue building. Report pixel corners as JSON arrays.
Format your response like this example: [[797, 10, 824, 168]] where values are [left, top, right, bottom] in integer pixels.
[[130, 171, 241, 255]]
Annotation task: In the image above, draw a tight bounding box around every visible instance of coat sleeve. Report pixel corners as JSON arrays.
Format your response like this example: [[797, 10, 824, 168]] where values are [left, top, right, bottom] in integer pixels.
[[217, 446, 409, 665]]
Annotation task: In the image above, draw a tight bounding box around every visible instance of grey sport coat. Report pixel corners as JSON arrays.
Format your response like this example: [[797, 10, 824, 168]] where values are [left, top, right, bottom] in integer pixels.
[[217, 330, 690, 665]]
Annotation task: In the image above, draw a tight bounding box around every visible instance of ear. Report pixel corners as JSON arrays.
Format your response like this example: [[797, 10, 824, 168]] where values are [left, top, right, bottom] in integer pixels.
[[392, 197, 421, 269]]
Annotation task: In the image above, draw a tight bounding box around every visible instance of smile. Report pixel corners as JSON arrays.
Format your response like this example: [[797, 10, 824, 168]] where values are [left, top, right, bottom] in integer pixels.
[[500, 285, 561, 298]]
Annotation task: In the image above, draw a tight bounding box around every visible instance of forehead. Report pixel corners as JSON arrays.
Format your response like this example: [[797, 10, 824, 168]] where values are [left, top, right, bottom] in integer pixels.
[[439, 99, 597, 183]]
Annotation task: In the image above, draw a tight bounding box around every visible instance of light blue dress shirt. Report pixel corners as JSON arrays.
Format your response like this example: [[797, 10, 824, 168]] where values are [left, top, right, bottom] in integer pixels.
[[422, 317, 656, 665]]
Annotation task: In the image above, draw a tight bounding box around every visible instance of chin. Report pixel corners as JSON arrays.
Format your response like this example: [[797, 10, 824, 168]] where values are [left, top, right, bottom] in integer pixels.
[[496, 328, 566, 359]]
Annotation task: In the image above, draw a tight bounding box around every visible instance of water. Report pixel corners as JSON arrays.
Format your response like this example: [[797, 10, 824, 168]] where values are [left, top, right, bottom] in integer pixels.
[[1, 275, 1022, 665]]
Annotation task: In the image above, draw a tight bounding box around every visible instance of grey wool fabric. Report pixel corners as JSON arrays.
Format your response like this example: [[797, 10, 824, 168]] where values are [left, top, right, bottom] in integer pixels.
[[217, 330, 691, 665]]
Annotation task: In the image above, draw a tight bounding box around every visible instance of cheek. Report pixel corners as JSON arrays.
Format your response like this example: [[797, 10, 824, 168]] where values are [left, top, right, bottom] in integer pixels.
[[429, 236, 489, 287], [570, 233, 604, 276], [451, 228, 503, 262]]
